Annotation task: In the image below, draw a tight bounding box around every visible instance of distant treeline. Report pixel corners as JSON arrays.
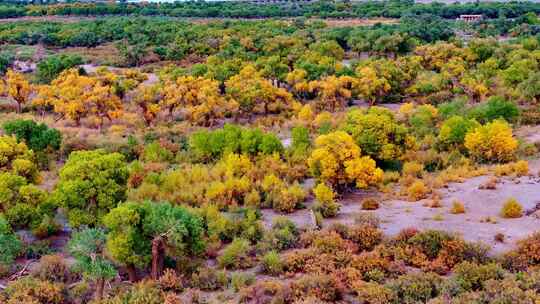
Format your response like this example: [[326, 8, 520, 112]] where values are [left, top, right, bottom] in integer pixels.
[[1, 0, 540, 19]]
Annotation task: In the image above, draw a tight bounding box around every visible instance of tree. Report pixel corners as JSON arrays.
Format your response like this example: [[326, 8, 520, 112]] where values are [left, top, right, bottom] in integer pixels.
[[0, 135, 39, 183], [343, 107, 410, 162], [309, 75, 355, 112], [1, 70, 32, 113], [464, 120, 518, 163], [36, 54, 83, 84], [34, 69, 122, 127], [132, 84, 162, 126], [437, 116, 479, 151], [162, 75, 237, 126], [308, 131, 383, 192], [226, 65, 295, 117], [68, 228, 117, 301], [52, 149, 128, 228], [0, 215, 22, 273], [354, 66, 391, 105], [3, 119, 62, 152], [105, 201, 205, 280]]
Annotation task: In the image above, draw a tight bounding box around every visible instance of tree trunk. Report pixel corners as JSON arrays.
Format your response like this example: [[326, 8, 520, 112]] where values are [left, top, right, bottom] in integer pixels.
[[151, 236, 164, 280], [126, 264, 137, 282], [94, 278, 105, 301]]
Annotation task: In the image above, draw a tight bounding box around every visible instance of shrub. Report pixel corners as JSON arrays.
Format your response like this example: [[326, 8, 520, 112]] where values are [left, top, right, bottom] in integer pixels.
[[407, 180, 429, 201], [231, 272, 255, 292], [437, 116, 479, 151], [291, 274, 343, 302], [354, 281, 395, 304], [261, 216, 299, 251], [261, 251, 283, 276], [0, 215, 22, 271], [500, 198, 523, 218], [361, 198, 380, 210], [354, 212, 381, 228], [312, 183, 340, 217], [273, 183, 305, 213], [291, 126, 311, 154], [158, 269, 183, 292], [218, 238, 253, 269], [3, 119, 62, 152], [451, 261, 505, 292], [31, 254, 70, 283], [450, 200, 466, 214], [468, 96, 520, 124], [3, 277, 65, 304], [464, 120, 517, 163], [238, 280, 292, 304], [191, 267, 229, 291], [504, 232, 540, 270], [346, 224, 383, 252], [386, 272, 442, 304]]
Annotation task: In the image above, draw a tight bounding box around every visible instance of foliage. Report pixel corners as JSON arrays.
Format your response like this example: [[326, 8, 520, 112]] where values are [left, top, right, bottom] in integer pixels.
[[36, 53, 84, 83], [0, 215, 22, 270], [218, 238, 253, 269], [308, 131, 383, 191], [500, 198, 523, 218], [52, 149, 128, 227], [312, 183, 340, 218], [3, 119, 62, 152], [464, 120, 518, 163]]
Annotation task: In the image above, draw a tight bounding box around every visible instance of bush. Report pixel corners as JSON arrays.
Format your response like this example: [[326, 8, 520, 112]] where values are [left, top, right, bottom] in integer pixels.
[[291, 274, 343, 302], [261, 251, 283, 276], [218, 238, 253, 269], [468, 96, 520, 124], [450, 200, 466, 214], [346, 224, 383, 252], [261, 216, 299, 251], [464, 120, 517, 163], [31, 254, 70, 283], [451, 261, 505, 292], [231, 272, 255, 292], [437, 116, 479, 151], [3, 277, 65, 304], [500, 198, 523, 218], [361, 198, 380, 210], [158, 269, 183, 292], [312, 183, 340, 217], [386, 272, 442, 304], [354, 281, 395, 304], [503, 232, 540, 270], [191, 267, 228, 291], [3, 119, 62, 152], [407, 180, 429, 201]]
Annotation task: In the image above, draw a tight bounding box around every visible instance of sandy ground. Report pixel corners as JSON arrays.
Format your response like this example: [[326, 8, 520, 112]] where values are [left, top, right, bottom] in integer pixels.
[[262, 160, 540, 255]]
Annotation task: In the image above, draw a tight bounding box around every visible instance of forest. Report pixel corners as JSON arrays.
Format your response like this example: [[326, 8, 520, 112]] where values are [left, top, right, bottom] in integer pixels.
[[1, 0, 540, 303]]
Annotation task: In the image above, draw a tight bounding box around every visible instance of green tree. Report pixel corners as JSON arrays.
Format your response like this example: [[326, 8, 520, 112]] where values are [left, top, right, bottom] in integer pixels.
[[36, 54, 84, 84], [0, 215, 22, 273], [52, 149, 128, 228], [105, 201, 205, 280], [68, 228, 117, 301], [2, 119, 62, 152]]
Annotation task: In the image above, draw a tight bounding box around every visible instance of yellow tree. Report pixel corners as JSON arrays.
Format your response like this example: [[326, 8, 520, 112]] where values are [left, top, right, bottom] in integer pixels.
[[308, 75, 355, 112], [286, 68, 310, 99], [464, 120, 518, 163], [34, 69, 122, 127], [1, 70, 33, 113], [132, 84, 162, 126], [226, 65, 294, 117], [162, 76, 237, 126], [354, 66, 391, 105], [308, 131, 383, 192]]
